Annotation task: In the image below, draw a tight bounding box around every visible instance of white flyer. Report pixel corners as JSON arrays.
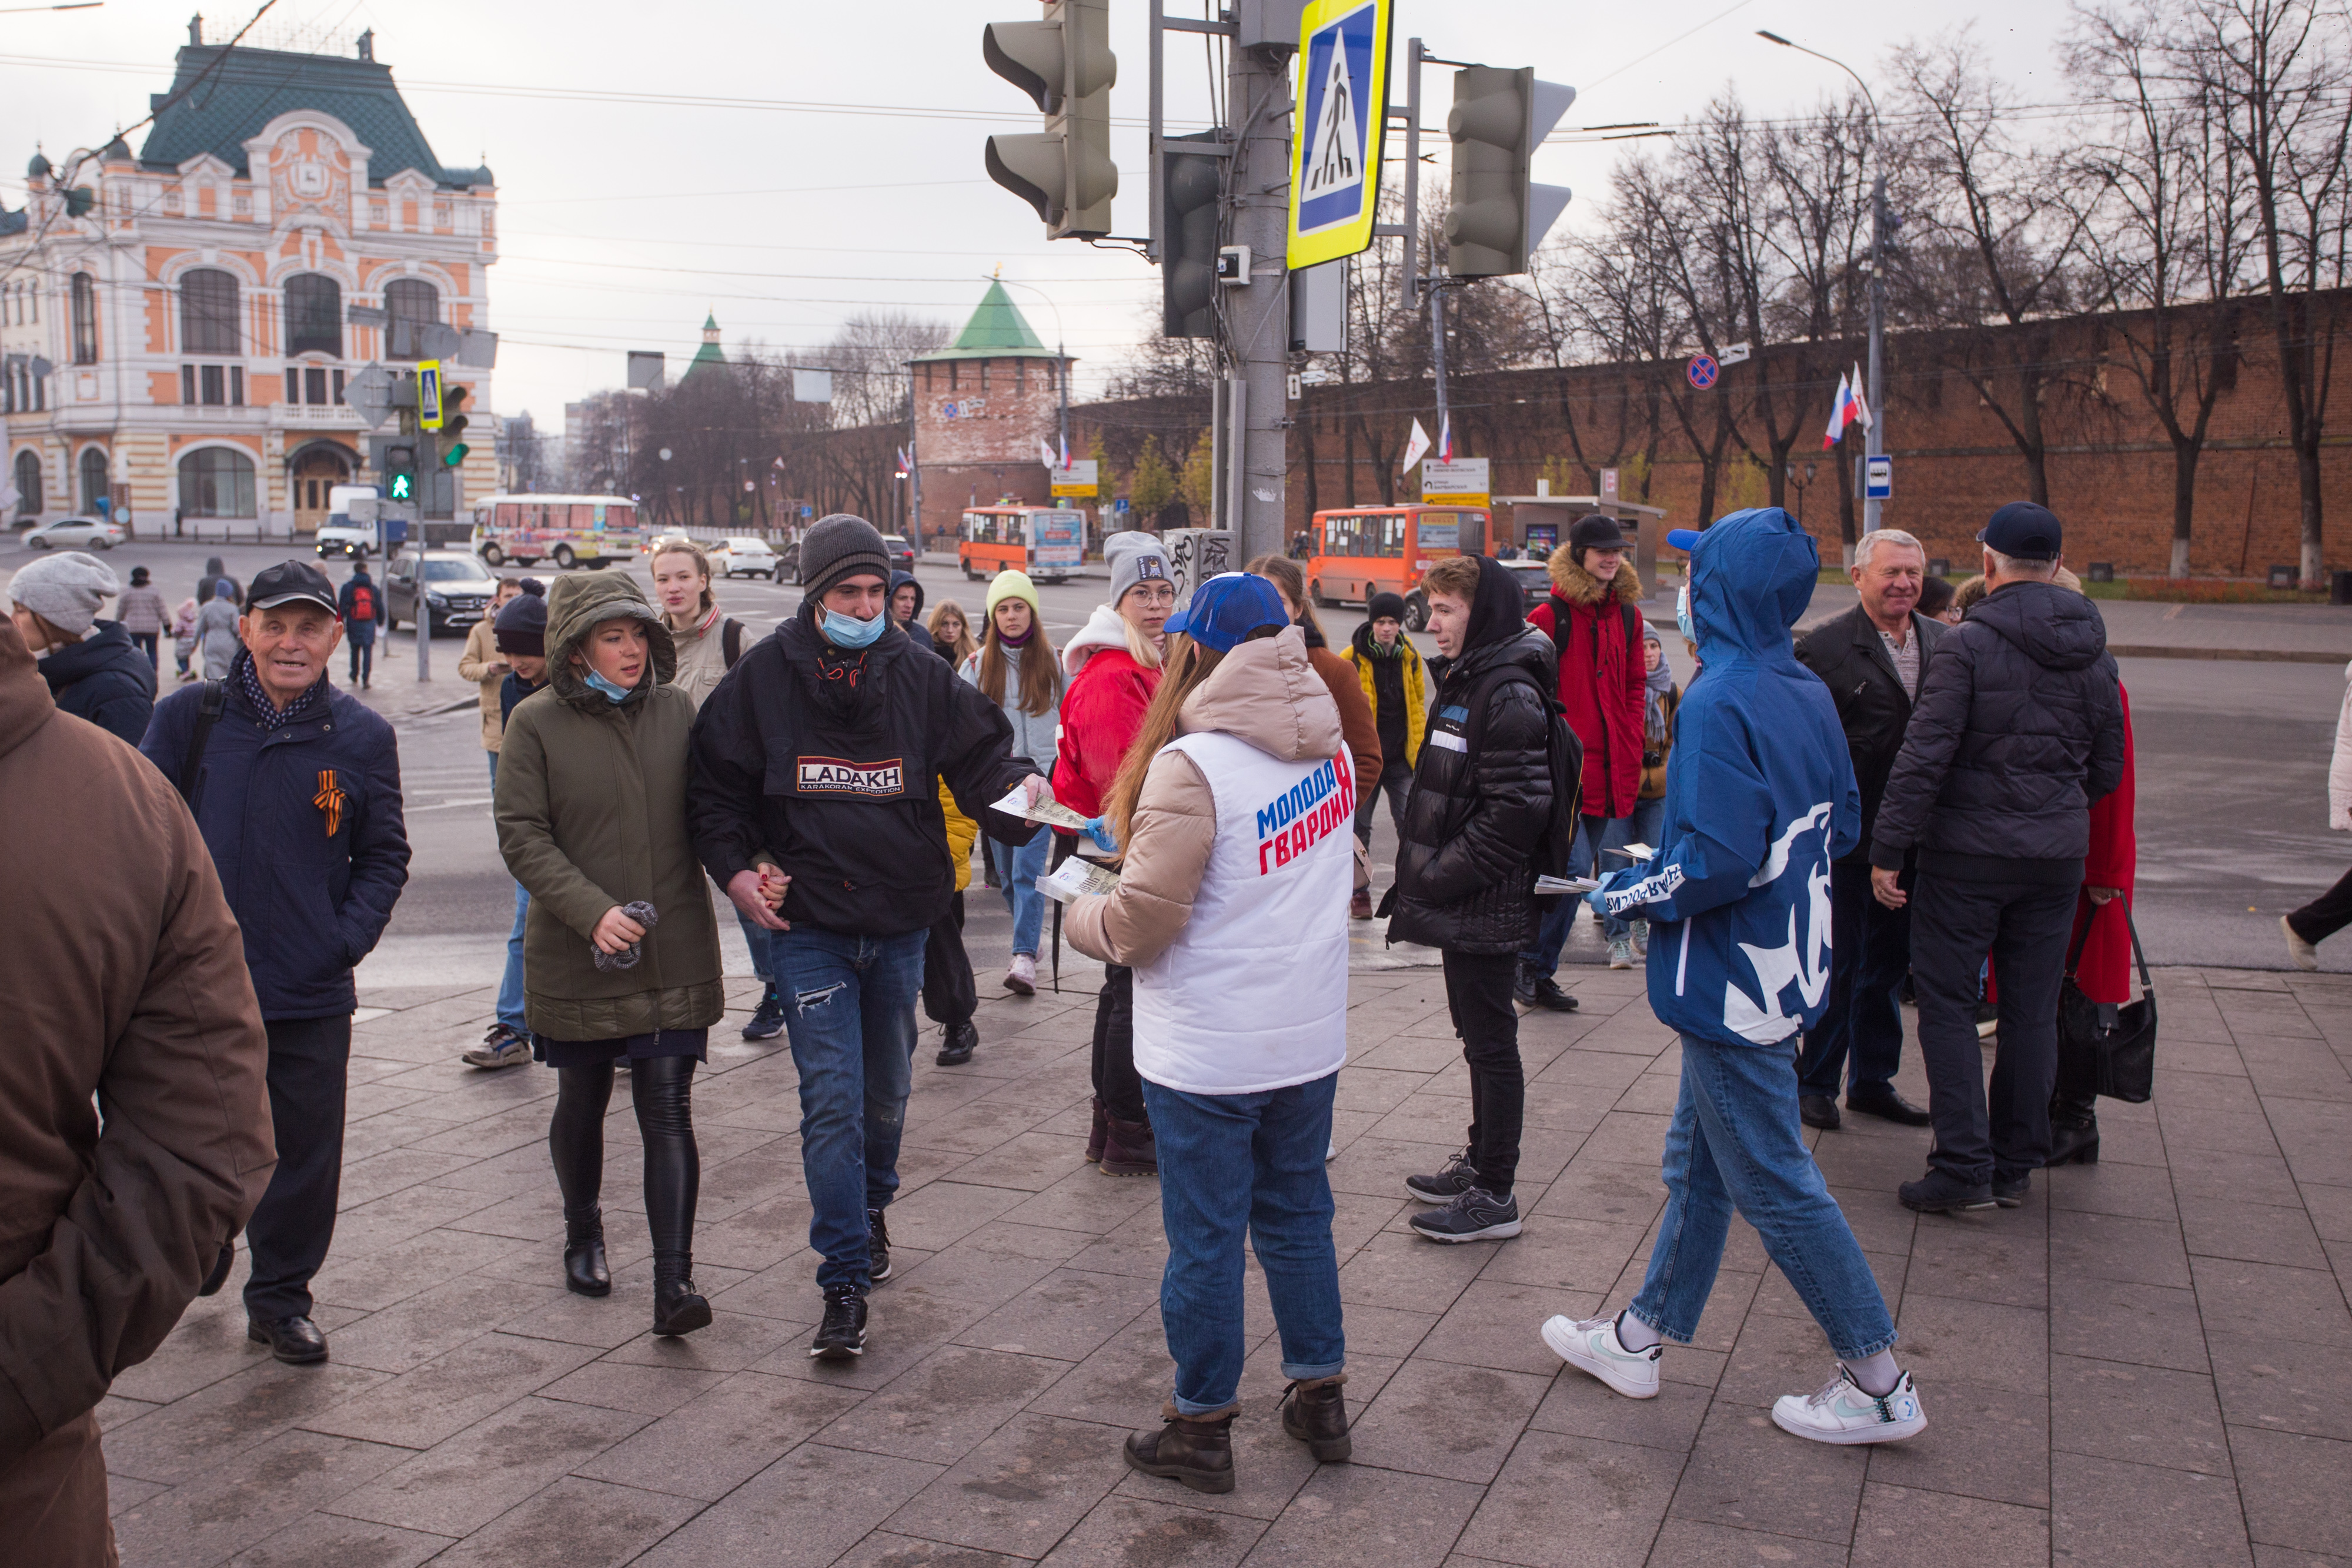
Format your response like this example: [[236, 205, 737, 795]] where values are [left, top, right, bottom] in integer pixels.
[[1535, 875, 1601, 897], [1041, 857, 1122, 904]]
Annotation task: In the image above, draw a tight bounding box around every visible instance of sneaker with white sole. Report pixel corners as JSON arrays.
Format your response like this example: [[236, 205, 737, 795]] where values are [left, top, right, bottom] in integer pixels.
[[1408, 1185, 1521, 1242], [1608, 937, 1636, 970], [2283, 915, 2321, 972], [1541, 1312, 1661, 1399], [1404, 1147, 1479, 1204], [1770, 1368, 1928, 1445], [1004, 953, 1038, 995]]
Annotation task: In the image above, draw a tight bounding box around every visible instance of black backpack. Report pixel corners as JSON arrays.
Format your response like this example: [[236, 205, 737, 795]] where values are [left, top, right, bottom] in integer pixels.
[[1464, 665, 1586, 887]]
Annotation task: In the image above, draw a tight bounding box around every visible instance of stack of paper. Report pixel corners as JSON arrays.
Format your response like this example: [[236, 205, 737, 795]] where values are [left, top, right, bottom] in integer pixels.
[[1040, 857, 1122, 904], [1535, 874, 1601, 897]]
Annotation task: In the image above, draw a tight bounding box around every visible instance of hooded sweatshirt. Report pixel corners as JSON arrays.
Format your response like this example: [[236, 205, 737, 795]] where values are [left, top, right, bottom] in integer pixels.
[[1066, 627, 1351, 1094], [1053, 603, 1161, 821], [1594, 509, 1860, 1049], [1528, 550, 1648, 818]]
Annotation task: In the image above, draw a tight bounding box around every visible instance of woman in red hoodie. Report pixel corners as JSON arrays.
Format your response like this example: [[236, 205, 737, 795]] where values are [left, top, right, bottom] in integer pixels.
[[2047, 680, 2137, 1166], [1053, 531, 1172, 1175]]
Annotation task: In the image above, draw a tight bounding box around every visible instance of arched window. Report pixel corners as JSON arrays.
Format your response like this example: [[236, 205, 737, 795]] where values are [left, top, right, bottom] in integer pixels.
[[179, 268, 240, 355], [178, 447, 256, 518], [284, 273, 342, 359], [385, 277, 439, 359], [71, 273, 98, 364], [13, 450, 41, 514], [79, 447, 109, 513]]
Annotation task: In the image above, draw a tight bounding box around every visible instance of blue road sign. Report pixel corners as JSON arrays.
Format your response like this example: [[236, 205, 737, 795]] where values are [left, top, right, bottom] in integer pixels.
[[1288, 0, 1392, 268], [1865, 455, 1892, 500], [1686, 353, 1719, 390]]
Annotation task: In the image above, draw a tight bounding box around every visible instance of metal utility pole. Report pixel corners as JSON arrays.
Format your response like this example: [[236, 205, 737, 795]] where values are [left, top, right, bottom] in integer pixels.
[[1428, 282, 1449, 443], [1863, 171, 1887, 536], [1224, 35, 1293, 564]]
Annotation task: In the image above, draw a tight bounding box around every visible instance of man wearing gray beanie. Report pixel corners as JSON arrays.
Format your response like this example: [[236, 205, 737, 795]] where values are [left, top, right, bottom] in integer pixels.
[[8, 551, 153, 744]]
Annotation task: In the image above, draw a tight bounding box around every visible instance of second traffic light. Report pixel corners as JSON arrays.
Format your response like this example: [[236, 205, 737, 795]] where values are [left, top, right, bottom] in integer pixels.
[[1160, 130, 1224, 339], [1445, 66, 1576, 279], [982, 0, 1118, 240], [440, 386, 471, 467]]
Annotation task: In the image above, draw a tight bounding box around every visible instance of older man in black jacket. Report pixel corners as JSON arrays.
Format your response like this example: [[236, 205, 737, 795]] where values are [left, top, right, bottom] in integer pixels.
[[1870, 503, 2125, 1215], [1792, 529, 1945, 1132]]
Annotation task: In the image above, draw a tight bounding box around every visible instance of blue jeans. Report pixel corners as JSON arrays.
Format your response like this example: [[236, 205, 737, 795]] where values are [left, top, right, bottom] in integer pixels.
[[1629, 1032, 1896, 1363], [1795, 858, 1912, 1098], [488, 752, 528, 1032], [1142, 1072, 1346, 1415], [771, 927, 927, 1294], [735, 909, 776, 985], [1523, 814, 1630, 964], [989, 824, 1050, 957], [348, 625, 375, 684]]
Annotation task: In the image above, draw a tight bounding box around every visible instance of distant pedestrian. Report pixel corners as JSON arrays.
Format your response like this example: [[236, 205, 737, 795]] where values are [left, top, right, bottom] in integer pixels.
[[1916, 573, 1959, 624], [464, 583, 550, 1071], [458, 576, 526, 783], [337, 561, 383, 688], [928, 599, 977, 664], [1345, 593, 1426, 917], [193, 554, 240, 611], [1872, 503, 2126, 1215], [119, 564, 167, 670], [1066, 574, 1355, 1496], [139, 559, 410, 1366], [962, 570, 1063, 1000], [496, 572, 723, 1335], [2283, 660, 2352, 971], [8, 550, 154, 744], [1248, 555, 1384, 920], [890, 570, 924, 631], [1791, 528, 1945, 1134], [0, 614, 274, 1564], [1523, 513, 1646, 990], [171, 594, 200, 680], [196, 580, 240, 679], [1551, 509, 1927, 1449]]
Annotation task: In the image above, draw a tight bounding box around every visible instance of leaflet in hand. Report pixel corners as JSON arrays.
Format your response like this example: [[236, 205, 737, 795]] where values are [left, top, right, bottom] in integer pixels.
[[1605, 843, 1656, 861], [1040, 857, 1122, 904], [1534, 875, 1601, 896], [991, 785, 1093, 835]]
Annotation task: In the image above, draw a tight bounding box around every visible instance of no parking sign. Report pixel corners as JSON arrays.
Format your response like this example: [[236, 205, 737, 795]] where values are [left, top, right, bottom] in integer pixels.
[[1686, 353, 1719, 390]]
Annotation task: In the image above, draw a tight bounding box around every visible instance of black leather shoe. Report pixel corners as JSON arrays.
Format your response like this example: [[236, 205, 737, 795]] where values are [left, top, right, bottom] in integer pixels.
[[1846, 1087, 1932, 1126], [652, 1278, 712, 1336], [197, 1241, 236, 1297], [248, 1314, 329, 1365], [564, 1208, 611, 1298], [1899, 1169, 1997, 1215], [1799, 1095, 1842, 1131], [2047, 1115, 2100, 1166], [1280, 1376, 1352, 1462], [1513, 966, 1581, 1012], [936, 1020, 977, 1066]]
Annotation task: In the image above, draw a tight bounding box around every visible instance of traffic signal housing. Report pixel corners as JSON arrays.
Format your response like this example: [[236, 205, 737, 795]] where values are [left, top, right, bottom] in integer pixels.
[[440, 386, 471, 467], [1160, 130, 1225, 338], [384, 444, 416, 503], [983, 0, 1118, 240], [1444, 66, 1576, 279]]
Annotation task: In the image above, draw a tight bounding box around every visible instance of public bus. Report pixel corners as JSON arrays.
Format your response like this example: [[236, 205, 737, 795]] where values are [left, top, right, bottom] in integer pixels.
[[470, 494, 644, 570], [958, 505, 1087, 584], [1305, 504, 1492, 629]]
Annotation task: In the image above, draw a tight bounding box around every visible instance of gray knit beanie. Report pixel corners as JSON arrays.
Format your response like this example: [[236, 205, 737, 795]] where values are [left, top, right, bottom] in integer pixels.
[[1103, 530, 1172, 609], [799, 513, 893, 602], [8, 550, 119, 637]]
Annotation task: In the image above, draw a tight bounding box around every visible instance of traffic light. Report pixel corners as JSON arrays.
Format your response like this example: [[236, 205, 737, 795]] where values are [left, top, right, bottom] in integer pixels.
[[982, 0, 1118, 240], [1160, 130, 1224, 339], [1444, 66, 1576, 279], [439, 386, 472, 467], [385, 444, 416, 502]]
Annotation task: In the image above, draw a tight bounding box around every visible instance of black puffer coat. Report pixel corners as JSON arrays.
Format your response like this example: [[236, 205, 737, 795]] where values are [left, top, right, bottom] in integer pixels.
[[40, 620, 155, 745], [1870, 580, 2126, 873], [1388, 564, 1554, 954]]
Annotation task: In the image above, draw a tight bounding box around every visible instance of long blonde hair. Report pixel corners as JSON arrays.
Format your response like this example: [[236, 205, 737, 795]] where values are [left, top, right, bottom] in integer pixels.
[[977, 606, 1064, 717], [927, 599, 978, 663], [1103, 634, 1224, 852]]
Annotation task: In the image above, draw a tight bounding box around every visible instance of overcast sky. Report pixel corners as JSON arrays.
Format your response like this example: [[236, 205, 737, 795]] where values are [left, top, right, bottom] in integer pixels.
[[2, 0, 2073, 425]]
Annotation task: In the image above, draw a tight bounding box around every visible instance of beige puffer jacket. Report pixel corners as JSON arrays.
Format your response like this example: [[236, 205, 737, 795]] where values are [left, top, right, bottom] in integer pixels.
[[668, 605, 750, 711]]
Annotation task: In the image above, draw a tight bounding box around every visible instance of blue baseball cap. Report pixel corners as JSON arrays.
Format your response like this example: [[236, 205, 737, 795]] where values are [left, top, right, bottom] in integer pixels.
[[1665, 527, 1703, 552], [1164, 572, 1289, 653], [1977, 501, 2062, 560]]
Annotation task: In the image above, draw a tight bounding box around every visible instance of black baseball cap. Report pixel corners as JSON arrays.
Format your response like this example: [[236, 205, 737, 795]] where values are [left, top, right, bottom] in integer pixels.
[[1977, 502, 2063, 561], [1568, 513, 1629, 561], [246, 559, 342, 617]]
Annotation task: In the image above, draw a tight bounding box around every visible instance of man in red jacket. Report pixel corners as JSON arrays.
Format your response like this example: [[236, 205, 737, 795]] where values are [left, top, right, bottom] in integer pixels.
[[1517, 515, 1649, 1003]]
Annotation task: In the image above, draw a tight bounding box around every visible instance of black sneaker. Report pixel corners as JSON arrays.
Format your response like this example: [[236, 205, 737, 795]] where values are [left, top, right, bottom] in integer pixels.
[[1408, 1185, 1522, 1242], [1513, 966, 1580, 1012], [1990, 1171, 2032, 1208], [743, 984, 786, 1042], [1404, 1148, 1479, 1205], [868, 1206, 893, 1283], [809, 1288, 868, 1360], [1899, 1169, 1997, 1214]]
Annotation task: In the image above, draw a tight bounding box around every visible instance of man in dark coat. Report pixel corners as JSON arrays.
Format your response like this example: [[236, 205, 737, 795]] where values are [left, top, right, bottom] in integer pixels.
[[8, 550, 155, 744], [139, 559, 411, 1364], [1792, 528, 1945, 1132], [1870, 503, 2126, 1214], [1386, 554, 1555, 1245]]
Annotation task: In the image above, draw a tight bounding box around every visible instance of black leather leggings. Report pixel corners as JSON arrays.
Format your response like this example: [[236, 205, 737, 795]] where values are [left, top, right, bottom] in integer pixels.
[[549, 1057, 701, 1284]]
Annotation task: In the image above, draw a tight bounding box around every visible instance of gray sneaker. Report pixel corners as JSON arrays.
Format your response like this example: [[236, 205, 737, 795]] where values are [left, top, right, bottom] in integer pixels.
[[463, 1028, 531, 1069], [1608, 937, 1636, 970], [1408, 1185, 1522, 1242], [1404, 1148, 1479, 1204]]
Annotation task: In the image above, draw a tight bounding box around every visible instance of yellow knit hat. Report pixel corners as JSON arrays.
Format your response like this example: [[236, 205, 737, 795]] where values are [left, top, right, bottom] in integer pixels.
[[984, 569, 1041, 621]]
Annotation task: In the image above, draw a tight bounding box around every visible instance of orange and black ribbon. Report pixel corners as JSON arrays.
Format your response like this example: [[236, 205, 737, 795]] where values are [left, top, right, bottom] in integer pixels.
[[315, 768, 346, 837]]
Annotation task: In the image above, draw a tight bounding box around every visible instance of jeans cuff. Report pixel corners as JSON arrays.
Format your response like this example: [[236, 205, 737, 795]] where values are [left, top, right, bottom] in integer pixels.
[[1836, 1329, 1899, 1362], [1171, 1390, 1242, 1418], [1625, 1304, 1691, 1347], [1278, 1356, 1346, 1383]]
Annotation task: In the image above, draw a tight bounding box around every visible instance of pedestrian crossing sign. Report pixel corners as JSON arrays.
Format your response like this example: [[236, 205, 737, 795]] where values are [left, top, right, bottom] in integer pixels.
[[1288, 0, 1391, 269]]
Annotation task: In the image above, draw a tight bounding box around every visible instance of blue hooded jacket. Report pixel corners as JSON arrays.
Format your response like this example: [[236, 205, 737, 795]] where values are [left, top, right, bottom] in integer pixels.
[[1593, 509, 1859, 1049]]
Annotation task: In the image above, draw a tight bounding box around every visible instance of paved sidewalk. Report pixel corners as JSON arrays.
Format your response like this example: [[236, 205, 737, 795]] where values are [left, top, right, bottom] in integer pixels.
[[94, 958, 2352, 1567]]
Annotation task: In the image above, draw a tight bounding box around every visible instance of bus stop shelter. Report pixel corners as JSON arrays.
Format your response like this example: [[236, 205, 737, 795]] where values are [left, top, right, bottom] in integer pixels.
[[1495, 494, 1671, 600]]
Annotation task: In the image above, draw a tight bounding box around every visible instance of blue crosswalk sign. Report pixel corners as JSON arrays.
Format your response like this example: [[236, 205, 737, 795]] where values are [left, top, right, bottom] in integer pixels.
[[1288, 0, 1392, 269]]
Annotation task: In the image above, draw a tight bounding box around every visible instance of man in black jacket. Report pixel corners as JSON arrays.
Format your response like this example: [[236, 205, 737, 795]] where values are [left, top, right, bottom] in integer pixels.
[[1870, 503, 2126, 1214], [1387, 555, 1553, 1245], [688, 514, 1044, 1362], [1792, 529, 1944, 1132]]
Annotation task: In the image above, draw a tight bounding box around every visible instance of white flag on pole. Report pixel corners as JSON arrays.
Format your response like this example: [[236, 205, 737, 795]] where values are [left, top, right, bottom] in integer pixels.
[[1849, 362, 1873, 430], [1038, 438, 1059, 469], [1399, 418, 1432, 476]]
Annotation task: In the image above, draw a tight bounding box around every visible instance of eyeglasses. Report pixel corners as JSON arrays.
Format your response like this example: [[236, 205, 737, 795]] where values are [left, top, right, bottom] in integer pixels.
[[1127, 583, 1177, 609]]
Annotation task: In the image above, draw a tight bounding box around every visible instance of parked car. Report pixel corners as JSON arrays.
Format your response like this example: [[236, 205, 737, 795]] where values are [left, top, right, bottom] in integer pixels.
[[712, 536, 781, 580], [1504, 561, 1552, 613], [24, 516, 125, 550], [881, 533, 917, 573], [383, 550, 499, 636]]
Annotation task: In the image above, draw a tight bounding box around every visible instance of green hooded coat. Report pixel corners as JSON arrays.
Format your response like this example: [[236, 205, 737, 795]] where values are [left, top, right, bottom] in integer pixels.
[[493, 573, 723, 1039]]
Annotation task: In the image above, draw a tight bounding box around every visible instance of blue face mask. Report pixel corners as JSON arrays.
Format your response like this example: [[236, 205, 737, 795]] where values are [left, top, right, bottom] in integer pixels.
[[822, 608, 886, 649], [583, 668, 634, 704], [1675, 583, 1695, 646]]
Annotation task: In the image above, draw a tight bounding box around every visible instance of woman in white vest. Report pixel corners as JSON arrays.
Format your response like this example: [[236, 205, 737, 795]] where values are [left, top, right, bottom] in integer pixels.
[[1065, 573, 1355, 1497]]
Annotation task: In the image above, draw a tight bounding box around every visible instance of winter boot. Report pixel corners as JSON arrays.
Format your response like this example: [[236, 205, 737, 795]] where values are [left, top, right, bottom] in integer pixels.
[[1280, 1375, 1351, 1462], [1085, 1097, 1109, 1164], [1100, 1112, 1158, 1177], [1124, 1406, 1236, 1494], [563, 1206, 611, 1298], [651, 1253, 711, 1336]]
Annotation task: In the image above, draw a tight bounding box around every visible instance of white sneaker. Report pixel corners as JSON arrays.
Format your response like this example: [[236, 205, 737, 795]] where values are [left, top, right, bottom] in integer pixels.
[[1770, 1368, 1927, 1445], [1327, 1138, 1338, 1162], [2283, 915, 2321, 972], [1541, 1312, 1662, 1400], [1004, 953, 1037, 995], [1631, 918, 1649, 956], [1608, 937, 1636, 970]]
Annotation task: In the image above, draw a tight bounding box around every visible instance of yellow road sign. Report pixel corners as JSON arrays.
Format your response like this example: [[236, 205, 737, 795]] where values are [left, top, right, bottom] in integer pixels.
[[1287, 0, 1392, 269]]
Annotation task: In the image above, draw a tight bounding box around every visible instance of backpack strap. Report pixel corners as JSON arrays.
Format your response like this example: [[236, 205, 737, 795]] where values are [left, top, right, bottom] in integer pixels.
[[1621, 599, 1643, 658], [1544, 593, 1573, 666], [178, 679, 228, 805], [722, 617, 746, 668]]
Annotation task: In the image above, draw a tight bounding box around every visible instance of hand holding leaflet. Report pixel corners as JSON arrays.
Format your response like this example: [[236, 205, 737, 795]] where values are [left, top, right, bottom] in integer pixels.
[[1040, 857, 1121, 904], [1605, 843, 1656, 861], [991, 784, 1093, 834], [1534, 875, 1600, 897]]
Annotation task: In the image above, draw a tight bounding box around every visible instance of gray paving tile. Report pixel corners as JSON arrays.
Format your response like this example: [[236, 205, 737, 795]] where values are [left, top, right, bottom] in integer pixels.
[[1863, 1375, 2049, 1507], [223, 1511, 455, 1567], [820, 1345, 1071, 1464], [575, 1367, 866, 1501], [2051, 1451, 2253, 1567], [299, 1331, 602, 1449], [328, 1394, 646, 1537], [1345, 1357, 1549, 1485], [1665, 1402, 1868, 1544], [100, 1358, 392, 1485], [883, 1411, 1131, 1557], [1040, 1495, 1268, 1568], [1849, 1481, 2046, 1567], [111, 1430, 415, 1568], [1641, 1520, 1846, 1566], [2191, 1256, 2352, 1349], [421, 1476, 703, 1567], [636, 1443, 944, 1567], [1240, 1464, 1485, 1568], [2234, 1428, 2352, 1559]]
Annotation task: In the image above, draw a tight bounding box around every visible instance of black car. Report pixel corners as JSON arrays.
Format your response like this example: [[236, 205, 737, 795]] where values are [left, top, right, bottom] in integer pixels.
[[384, 550, 498, 635], [1505, 560, 1553, 613], [882, 533, 917, 572]]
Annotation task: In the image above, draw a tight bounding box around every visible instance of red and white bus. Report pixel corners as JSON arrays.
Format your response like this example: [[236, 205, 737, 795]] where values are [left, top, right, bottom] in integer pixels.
[[470, 494, 644, 570]]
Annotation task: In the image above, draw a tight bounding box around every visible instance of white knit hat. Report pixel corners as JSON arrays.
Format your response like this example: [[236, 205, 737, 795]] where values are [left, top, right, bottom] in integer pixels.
[[8, 550, 120, 637], [1103, 530, 1171, 609]]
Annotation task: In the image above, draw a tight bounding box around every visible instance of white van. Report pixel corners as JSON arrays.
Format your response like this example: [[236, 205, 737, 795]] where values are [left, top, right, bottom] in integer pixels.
[[315, 484, 389, 558]]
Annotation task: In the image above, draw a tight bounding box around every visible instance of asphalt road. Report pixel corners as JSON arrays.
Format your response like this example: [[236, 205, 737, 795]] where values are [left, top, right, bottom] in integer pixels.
[[6, 533, 2344, 987]]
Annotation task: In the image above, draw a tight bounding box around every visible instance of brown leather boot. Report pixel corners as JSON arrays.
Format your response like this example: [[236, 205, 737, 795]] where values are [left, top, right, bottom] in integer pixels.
[[1280, 1374, 1351, 1461], [1085, 1097, 1108, 1164], [1099, 1112, 1158, 1177], [1124, 1406, 1235, 1494]]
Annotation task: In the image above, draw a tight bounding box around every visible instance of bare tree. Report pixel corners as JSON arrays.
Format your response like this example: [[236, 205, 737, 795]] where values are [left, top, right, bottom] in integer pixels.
[[816, 309, 953, 429]]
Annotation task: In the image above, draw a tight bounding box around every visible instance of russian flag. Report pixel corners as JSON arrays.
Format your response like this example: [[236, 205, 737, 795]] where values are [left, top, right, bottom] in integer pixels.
[[1437, 414, 1454, 463], [1822, 373, 1859, 450]]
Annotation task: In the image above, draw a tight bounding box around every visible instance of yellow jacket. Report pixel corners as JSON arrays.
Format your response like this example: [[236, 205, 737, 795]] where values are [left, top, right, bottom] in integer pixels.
[[1345, 630, 1428, 769], [941, 781, 978, 892]]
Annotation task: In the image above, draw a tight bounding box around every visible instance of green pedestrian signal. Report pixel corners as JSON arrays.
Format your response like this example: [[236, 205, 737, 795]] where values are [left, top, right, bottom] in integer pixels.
[[387, 472, 413, 502]]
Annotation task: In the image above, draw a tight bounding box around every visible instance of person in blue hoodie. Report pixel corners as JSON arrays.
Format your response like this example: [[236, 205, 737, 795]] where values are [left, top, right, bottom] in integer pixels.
[[1538, 509, 1928, 1449]]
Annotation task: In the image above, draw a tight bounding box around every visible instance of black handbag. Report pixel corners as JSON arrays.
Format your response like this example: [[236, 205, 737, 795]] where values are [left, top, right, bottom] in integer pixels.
[[2059, 902, 2157, 1104]]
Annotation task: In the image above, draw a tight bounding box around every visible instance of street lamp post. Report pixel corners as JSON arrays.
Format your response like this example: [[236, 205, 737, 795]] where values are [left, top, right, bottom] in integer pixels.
[[1759, 30, 1886, 538]]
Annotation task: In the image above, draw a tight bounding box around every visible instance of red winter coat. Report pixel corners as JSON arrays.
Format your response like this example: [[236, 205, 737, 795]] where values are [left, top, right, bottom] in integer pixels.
[[1526, 555, 1648, 820], [1052, 610, 1162, 821], [2067, 683, 2138, 1005]]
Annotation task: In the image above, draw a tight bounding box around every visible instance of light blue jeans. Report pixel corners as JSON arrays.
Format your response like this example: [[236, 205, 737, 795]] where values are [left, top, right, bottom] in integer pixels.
[[1523, 815, 1630, 962], [489, 751, 527, 1033], [989, 824, 1051, 957], [1629, 1032, 1897, 1362]]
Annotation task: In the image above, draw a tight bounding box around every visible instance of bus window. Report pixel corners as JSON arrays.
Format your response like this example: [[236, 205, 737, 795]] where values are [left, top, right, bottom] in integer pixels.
[[495, 502, 517, 527], [1381, 515, 1408, 556], [1418, 513, 1460, 551]]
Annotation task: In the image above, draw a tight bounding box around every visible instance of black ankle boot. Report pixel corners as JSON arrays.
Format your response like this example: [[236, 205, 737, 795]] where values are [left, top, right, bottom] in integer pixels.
[[1124, 1408, 1235, 1494], [1280, 1375, 1351, 1462], [652, 1263, 711, 1336], [2047, 1111, 2100, 1166], [563, 1208, 611, 1297]]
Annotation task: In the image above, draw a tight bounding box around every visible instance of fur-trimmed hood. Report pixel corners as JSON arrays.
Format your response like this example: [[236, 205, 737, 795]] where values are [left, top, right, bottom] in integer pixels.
[[1546, 551, 1643, 608], [545, 572, 676, 710]]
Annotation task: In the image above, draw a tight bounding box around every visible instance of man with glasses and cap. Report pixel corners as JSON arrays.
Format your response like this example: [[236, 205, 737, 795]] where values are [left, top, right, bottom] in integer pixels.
[[140, 559, 411, 1365]]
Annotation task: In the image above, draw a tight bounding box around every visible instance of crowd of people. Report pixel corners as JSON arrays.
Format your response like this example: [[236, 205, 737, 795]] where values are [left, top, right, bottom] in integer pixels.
[[16, 489, 2340, 1553]]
